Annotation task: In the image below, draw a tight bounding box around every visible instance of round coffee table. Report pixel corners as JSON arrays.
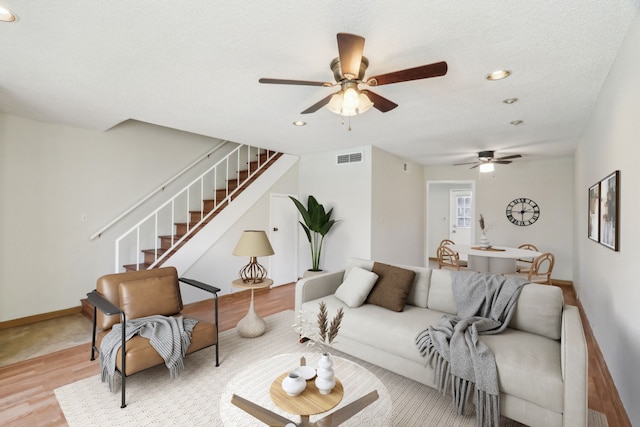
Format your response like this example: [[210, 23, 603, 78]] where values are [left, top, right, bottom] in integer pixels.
[[221, 352, 392, 426]]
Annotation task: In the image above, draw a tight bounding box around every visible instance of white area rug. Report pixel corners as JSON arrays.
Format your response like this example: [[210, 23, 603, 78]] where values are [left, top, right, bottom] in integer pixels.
[[55, 311, 607, 426]]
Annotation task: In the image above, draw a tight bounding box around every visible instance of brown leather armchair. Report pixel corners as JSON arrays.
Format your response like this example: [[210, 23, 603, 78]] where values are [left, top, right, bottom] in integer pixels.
[[87, 266, 219, 408]]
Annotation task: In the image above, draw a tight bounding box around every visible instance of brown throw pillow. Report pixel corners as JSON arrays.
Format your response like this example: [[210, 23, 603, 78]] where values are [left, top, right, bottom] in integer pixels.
[[365, 262, 416, 312]]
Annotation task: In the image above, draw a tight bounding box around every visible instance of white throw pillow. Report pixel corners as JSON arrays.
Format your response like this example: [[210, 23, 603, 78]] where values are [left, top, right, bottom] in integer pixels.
[[335, 266, 379, 308]]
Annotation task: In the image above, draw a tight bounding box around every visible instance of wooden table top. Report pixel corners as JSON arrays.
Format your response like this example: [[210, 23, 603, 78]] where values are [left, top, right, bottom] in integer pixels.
[[231, 278, 273, 290], [269, 372, 344, 416]]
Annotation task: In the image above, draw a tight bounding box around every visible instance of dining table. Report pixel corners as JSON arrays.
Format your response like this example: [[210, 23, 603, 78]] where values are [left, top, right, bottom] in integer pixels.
[[449, 244, 543, 274]]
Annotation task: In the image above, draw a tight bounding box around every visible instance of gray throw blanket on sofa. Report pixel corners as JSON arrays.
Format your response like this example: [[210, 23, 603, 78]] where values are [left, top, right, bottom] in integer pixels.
[[100, 315, 198, 392], [416, 271, 528, 427]]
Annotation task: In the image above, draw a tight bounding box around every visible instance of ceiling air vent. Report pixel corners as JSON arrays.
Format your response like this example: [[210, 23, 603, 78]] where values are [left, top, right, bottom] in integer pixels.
[[336, 151, 364, 165]]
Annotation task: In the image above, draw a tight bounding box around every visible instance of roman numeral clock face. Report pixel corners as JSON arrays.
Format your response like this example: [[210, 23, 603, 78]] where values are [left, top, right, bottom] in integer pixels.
[[506, 198, 540, 226]]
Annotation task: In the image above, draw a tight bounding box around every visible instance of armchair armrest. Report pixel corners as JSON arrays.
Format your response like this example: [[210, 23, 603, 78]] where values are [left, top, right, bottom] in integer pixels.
[[561, 305, 588, 427], [87, 290, 122, 316], [179, 277, 221, 295], [294, 270, 345, 313]]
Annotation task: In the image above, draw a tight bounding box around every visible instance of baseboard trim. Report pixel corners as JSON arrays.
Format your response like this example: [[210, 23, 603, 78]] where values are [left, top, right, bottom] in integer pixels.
[[0, 306, 82, 330]]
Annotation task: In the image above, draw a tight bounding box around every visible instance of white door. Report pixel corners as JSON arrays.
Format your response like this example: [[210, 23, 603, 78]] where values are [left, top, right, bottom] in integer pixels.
[[449, 190, 472, 249], [269, 193, 298, 286]]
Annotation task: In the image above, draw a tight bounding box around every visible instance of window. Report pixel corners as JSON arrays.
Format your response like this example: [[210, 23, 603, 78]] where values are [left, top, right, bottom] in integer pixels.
[[455, 195, 472, 228]]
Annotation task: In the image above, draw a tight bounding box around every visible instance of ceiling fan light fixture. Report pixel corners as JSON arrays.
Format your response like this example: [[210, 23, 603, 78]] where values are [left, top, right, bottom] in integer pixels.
[[326, 89, 373, 117], [486, 70, 511, 81], [0, 5, 16, 22], [479, 163, 495, 173]]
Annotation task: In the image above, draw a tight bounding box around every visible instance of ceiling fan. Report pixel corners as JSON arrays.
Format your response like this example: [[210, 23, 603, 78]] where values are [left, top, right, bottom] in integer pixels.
[[259, 33, 447, 116], [453, 150, 522, 170]]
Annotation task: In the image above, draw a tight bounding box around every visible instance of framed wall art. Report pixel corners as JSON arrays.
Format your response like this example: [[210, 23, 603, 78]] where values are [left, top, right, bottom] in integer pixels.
[[588, 183, 599, 242], [599, 170, 620, 251]]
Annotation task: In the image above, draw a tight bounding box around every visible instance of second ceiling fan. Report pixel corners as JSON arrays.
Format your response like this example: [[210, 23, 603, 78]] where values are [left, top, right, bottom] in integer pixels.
[[259, 33, 448, 116]]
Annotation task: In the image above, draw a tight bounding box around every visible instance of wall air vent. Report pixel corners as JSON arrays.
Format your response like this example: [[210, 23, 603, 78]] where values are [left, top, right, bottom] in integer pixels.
[[336, 151, 364, 165]]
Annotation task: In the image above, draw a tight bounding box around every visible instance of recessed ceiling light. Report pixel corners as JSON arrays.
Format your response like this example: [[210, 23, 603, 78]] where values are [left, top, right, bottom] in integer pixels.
[[0, 6, 16, 22], [292, 120, 307, 127], [486, 70, 511, 81], [503, 98, 518, 104], [510, 120, 523, 126]]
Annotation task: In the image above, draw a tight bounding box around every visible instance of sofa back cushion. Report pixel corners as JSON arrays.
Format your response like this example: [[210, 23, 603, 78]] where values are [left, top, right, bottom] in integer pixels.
[[427, 269, 457, 314], [509, 284, 564, 340], [344, 258, 431, 308], [427, 270, 564, 339], [96, 266, 182, 330]]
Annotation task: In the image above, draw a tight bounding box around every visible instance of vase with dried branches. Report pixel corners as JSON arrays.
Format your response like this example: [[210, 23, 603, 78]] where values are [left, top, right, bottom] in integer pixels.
[[293, 301, 344, 394], [479, 214, 491, 249]]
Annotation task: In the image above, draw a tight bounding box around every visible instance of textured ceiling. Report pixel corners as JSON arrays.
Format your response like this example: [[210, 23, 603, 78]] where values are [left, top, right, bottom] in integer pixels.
[[1, 1, 638, 166]]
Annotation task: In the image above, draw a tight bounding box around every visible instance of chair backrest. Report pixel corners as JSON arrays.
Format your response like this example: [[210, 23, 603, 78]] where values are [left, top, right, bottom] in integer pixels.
[[437, 245, 461, 270], [96, 266, 183, 330], [528, 252, 555, 285], [517, 243, 539, 263]]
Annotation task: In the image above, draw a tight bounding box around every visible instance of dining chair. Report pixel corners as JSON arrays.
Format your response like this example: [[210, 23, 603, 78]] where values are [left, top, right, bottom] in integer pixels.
[[439, 239, 468, 268], [437, 245, 462, 271], [527, 252, 555, 285], [516, 243, 539, 273]]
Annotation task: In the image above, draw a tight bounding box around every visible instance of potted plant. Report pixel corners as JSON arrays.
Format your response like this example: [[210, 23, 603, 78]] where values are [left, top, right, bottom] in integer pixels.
[[289, 195, 338, 275]]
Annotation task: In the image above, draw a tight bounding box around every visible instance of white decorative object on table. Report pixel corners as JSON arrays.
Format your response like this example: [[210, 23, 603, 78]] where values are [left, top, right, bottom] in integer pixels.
[[281, 372, 306, 397], [479, 232, 491, 249], [315, 352, 336, 394], [478, 214, 491, 249]]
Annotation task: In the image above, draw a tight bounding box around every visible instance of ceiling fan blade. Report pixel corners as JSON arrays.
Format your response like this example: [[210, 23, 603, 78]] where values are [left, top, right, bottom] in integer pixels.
[[230, 394, 294, 427], [361, 90, 398, 113], [366, 61, 448, 86], [494, 154, 522, 161], [315, 390, 379, 427], [259, 78, 333, 87], [493, 160, 513, 164], [337, 33, 365, 79], [453, 161, 480, 166], [301, 93, 335, 114], [470, 164, 481, 169]]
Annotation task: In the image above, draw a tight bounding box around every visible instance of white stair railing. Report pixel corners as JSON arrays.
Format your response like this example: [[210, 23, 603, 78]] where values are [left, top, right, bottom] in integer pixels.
[[114, 145, 278, 272]]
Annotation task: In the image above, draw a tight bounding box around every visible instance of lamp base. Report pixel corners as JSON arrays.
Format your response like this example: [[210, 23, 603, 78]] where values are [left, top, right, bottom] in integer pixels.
[[239, 257, 267, 284]]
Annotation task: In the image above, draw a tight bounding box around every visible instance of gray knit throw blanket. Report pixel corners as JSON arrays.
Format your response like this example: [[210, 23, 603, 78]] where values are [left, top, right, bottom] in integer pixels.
[[100, 315, 198, 392], [416, 271, 528, 427]]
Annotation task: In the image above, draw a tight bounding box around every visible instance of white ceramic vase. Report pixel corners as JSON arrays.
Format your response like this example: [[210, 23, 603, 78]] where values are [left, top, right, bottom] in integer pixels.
[[315, 352, 336, 395], [282, 372, 306, 396], [479, 232, 491, 249]]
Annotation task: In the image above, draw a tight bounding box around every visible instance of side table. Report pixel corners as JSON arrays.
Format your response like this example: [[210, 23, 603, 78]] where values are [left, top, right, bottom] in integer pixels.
[[232, 278, 273, 338]]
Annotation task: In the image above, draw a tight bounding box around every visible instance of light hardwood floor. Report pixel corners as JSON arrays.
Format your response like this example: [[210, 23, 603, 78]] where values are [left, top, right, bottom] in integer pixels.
[[0, 282, 631, 426]]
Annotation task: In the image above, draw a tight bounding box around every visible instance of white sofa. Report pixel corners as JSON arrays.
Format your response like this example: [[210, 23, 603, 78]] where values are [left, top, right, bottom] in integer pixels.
[[295, 258, 588, 427]]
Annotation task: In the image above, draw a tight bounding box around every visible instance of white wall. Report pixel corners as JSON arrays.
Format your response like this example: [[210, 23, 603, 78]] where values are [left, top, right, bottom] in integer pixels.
[[425, 157, 574, 280], [296, 147, 373, 275], [0, 115, 226, 321], [371, 147, 425, 266], [573, 12, 640, 424]]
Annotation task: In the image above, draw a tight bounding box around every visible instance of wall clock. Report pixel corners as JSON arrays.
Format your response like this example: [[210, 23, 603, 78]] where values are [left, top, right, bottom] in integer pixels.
[[506, 198, 540, 226]]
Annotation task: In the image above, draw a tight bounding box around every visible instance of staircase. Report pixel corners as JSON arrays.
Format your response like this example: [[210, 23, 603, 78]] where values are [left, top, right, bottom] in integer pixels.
[[115, 146, 282, 272]]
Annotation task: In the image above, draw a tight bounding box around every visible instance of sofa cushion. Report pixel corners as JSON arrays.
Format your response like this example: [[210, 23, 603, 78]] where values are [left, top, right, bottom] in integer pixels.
[[119, 276, 182, 320], [481, 329, 564, 413], [510, 284, 564, 340], [366, 262, 416, 312], [344, 257, 374, 280], [335, 266, 379, 307], [427, 269, 457, 314]]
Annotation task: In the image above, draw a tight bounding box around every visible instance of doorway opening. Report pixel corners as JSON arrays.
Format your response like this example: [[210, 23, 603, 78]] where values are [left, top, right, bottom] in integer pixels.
[[426, 180, 476, 262]]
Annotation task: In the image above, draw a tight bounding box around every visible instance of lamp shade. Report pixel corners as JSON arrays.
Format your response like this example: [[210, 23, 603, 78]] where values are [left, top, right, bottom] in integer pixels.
[[232, 230, 274, 257]]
